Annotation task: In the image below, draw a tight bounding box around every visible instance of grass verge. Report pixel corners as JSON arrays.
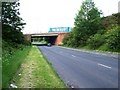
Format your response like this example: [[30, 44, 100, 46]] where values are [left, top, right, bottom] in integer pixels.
[[2, 46, 31, 88], [62, 45, 119, 54], [12, 46, 66, 88]]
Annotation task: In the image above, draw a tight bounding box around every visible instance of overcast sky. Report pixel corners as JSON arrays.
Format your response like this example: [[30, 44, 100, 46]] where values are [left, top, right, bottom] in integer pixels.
[[19, 0, 119, 34]]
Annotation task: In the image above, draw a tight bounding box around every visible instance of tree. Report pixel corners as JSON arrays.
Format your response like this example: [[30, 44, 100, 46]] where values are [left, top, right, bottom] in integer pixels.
[[2, 24, 24, 44], [2, 1, 25, 31], [2, 1, 26, 44], [72, 0, 102, 46]]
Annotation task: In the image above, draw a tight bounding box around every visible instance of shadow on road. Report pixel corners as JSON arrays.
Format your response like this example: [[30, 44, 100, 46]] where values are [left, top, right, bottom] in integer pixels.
[[32, 42, 47, 46], [32, 43, 47, 46]]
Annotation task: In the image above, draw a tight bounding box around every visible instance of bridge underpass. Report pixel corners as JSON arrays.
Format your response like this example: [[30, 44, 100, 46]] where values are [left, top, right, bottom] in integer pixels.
[[31, 35, 58, 45], [24, 32, 68, 45]]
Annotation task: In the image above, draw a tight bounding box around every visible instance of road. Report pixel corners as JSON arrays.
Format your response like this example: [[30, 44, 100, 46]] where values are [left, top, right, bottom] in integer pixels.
[[38, 46, 118, 88]]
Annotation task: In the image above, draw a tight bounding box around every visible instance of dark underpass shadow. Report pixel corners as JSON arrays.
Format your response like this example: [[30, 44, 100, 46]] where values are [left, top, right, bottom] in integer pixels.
[[32, 42, 47, 46], [32, 43, 47, 46]]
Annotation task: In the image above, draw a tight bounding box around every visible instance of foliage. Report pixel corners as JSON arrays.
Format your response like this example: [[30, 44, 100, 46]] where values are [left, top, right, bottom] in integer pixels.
[[23, 40, 31, 46], [105, 27, 120, 51], [63, 0, 102, 47], [63, 32, 73, 46], [2, 2, 28, 86], [74, 0, 102, 35], [87, 34, 105, 49], [63, 0, 119, 52], [2, 24, 24, 44], [2, 1, 26, 31], [102, 15, 118, 30], [2, 1, 26, 45], [113, 13, 120, 25], [2, 41, 31, 87]]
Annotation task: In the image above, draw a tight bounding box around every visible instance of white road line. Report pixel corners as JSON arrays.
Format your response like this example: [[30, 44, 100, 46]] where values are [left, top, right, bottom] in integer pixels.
[[72, 55, 76, 57], [97, 63, 112, 69]]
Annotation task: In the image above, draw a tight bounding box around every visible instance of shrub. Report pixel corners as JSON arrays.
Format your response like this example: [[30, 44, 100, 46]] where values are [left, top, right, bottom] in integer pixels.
[[87, 34, 105, 49], [102, 15, 118, 30], [63, 33, 73, 46], [106, 27, 120, 51]]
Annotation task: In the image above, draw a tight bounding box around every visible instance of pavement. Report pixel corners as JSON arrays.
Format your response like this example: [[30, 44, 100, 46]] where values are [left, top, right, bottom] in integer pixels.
[[38, 46, 119, 88]]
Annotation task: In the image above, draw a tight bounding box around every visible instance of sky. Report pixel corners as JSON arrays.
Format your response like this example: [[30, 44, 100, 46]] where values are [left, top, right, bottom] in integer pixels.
[[19, 0, 120, 34]]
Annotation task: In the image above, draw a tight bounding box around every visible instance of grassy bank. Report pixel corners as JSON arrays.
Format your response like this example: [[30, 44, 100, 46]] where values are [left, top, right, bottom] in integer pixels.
[[62, 45, 119, 54], [4, 46, 66, 88], [79, 44, 120, 54], [2, 44, 31, 88], [0, 38, 2, 89]]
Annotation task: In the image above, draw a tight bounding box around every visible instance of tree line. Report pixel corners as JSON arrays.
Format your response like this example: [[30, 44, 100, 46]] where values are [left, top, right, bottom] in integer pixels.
[[2, 1, 29, 46], [63, 0, 120, 52]]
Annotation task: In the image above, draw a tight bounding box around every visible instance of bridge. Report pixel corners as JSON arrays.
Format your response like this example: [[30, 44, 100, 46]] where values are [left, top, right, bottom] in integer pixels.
[[24, 27, 72, 45], [24, 32, 68, 45]]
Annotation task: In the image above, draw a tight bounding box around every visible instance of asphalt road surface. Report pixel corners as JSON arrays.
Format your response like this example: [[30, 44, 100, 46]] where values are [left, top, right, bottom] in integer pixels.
[[38, 46, 118, 88]]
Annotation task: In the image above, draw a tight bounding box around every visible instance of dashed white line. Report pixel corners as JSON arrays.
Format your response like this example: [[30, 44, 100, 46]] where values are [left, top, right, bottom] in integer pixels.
[[72, 55, 76, 57], [97, 63, 112, 69]]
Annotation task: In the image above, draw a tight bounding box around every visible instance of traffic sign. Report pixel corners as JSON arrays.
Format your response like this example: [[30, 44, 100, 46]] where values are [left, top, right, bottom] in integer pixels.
[[49, 27, 72, 32]]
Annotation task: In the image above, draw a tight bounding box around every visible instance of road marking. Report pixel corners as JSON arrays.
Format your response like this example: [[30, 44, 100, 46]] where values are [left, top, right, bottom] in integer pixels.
[[72, 55, 76, 57], [97, 63, 112, 69]]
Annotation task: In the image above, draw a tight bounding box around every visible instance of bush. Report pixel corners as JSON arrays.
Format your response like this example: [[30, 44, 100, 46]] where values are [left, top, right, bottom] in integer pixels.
[[102, 15, 118, 30], [98, 44, 109, 51], [63, 33, 73, 46], [23, 40, 31, 46], [106, 27, 120, 51], [2, 44, 31, 87], [87, 34, 105, 49], [63, 33, 70, 45], [2, 24, 25, 44]]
